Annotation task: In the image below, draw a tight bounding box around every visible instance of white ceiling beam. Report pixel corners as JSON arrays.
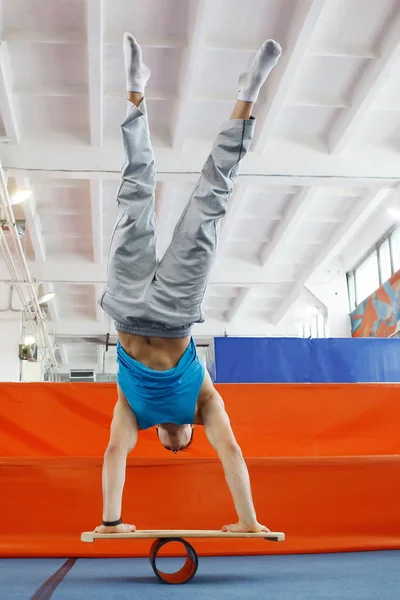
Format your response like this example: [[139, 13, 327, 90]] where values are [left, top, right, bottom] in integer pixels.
[[16, 85, 87, 98], [5, 29, 378, 60], [48, 317, 284, 338], [0, 260, 297, 285], [287, 93, 348, 109], [6, 166, 399, 190], [59, 344, 69, 365], [43, 282, 60, 324], [215, 186, 261, 320], [226, 187, 318, 321], [19, 84, 400, 112], [308, 43, 378, 60], [206, 39, 377, 60], [12, 86, 230, 103], [253, 0, 328, 152], [106, 35, 185, 49], [90, 179, 103, 264], [47, 317, 287, 338], [0, 42, 20, 143], [48, 320, 116, 337], [15, 175, 46, 262], [23, 196, 46, 263], [271, 187, 395, 325], [33, 180, 89, 190], [106, 87, 174, 101], [171, 0, 213, 149], [3, 141, 400, 181], [15, 85, 175, 101], [4, 30, 84, 44], [328, 12, 400, 154], [3, 30, 184, 48], [15, 176, 62, 324], [86, 0, 104, 147], [225, 287, 252, 323], [259, 187, 318, 266]]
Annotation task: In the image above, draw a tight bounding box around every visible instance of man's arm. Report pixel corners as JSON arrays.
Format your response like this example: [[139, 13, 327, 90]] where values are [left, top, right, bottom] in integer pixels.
[[95, 389, 138, 533], [200, 388, 269, 533]]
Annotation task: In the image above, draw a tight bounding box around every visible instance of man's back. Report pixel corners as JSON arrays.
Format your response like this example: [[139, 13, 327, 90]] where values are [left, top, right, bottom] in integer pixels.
[[118, 332, 191, 371], [117, 335, 205, 431]]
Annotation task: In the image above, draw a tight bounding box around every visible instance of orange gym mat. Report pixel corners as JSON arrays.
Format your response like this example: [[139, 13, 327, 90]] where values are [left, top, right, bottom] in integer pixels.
[[1, 383, 400, 557]]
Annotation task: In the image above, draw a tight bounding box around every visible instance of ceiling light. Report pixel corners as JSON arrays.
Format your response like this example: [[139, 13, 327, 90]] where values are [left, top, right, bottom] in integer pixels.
[[37, 292, 56, 305], [10, 189, 32, 205], [24, 335, 36, 344]]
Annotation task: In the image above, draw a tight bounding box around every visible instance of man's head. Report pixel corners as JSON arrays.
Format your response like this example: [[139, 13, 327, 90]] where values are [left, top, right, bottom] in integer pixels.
[[156, 423, 194, 454]]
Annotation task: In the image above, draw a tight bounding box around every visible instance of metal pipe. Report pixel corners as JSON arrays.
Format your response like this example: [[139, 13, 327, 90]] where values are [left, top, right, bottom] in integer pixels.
[[0, 161, 58, 369]]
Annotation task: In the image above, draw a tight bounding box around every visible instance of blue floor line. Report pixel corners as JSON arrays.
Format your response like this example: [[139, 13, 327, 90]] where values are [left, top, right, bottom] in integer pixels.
[[31, 558, 77, 600], [0, 558, 67, 600]]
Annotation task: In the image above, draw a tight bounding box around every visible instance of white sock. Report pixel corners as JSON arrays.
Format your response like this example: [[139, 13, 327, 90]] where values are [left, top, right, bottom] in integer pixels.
[[123, 32, 151, 93], [238, 40, 282, 103]]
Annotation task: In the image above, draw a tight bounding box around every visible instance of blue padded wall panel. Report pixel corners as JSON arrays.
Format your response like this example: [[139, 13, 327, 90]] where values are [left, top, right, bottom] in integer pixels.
[[214, 337, 400, 383]]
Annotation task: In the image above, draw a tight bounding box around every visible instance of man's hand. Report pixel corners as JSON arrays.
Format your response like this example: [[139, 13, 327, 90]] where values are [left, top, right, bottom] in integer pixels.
[[94, 522, 136, 534], [222, 522, 270, 533]]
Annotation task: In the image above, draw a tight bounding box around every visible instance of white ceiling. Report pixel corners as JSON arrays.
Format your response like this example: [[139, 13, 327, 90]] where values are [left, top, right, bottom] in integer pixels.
[[0, 0, 399, 370]]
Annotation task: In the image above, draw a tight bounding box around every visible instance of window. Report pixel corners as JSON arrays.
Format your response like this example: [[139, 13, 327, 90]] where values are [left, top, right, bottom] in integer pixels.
[[348, 227, 400, 312], [347, 272, 356, 312], [355, 251, 379, 305], [378, 239, 391, 284], [391, 228, 400, 272]]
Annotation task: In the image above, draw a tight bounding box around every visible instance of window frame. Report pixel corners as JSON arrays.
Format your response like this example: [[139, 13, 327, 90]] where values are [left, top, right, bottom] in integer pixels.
[[389, 226, 400, 273], [347, 225, 399, 312], [377, 238, 392, 287]]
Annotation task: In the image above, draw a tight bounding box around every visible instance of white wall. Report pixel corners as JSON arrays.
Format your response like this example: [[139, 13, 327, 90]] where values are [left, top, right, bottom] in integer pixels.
[[21, 360, 44, 381], [307, 265, 351, 337]]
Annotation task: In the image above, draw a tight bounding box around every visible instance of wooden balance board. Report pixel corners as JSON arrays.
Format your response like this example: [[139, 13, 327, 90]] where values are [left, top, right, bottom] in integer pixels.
[[81, 529, 286, 584]]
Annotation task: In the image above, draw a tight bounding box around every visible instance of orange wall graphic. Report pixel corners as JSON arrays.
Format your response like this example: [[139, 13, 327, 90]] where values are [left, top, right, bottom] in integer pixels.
[[351, 270, 400, 337]]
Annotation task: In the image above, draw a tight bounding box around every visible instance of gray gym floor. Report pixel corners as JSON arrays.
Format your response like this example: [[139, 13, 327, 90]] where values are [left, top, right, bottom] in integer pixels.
[[1, 551, 399, 599]]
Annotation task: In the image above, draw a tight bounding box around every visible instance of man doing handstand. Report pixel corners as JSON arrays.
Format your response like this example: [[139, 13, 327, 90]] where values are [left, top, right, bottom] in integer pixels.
[[95, 32, 282, 535]]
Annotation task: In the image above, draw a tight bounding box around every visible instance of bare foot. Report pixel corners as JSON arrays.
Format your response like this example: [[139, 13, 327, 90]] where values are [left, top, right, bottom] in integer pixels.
[[222, 522, 270, 533], [94, 523, 136, 534]]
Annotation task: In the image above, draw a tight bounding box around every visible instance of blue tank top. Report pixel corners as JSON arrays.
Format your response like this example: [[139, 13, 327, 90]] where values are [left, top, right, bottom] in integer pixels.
[[117, 338, 205, 430]]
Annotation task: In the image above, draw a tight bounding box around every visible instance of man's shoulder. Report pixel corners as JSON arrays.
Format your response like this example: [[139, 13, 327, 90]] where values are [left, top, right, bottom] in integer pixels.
[[197, 374, 224, 412]]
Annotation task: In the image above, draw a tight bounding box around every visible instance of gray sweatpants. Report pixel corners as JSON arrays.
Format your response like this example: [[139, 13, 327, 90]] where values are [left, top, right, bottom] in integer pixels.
[[101, 101, 255, 338]]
